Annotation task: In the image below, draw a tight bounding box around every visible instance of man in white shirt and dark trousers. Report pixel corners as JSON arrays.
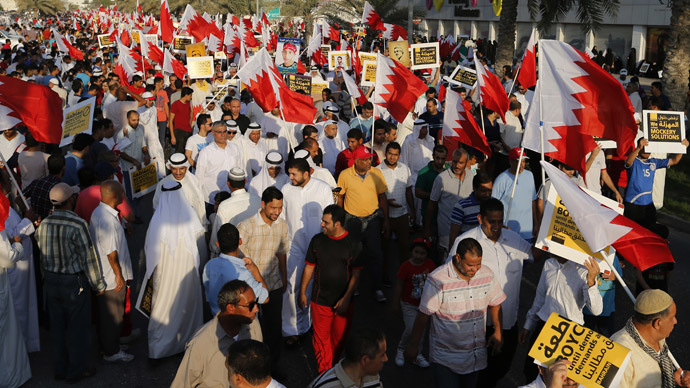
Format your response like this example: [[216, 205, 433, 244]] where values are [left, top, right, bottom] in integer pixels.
[[89, 180, 134, 362], [519, 255, 604, 382], [447, 198, 536, 387]]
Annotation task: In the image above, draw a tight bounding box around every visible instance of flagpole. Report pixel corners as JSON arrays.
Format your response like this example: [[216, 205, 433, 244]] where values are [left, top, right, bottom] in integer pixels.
[[479, 104, 485, 135], [507, 62, 521, 97], [278, 109, 296, 153], [537, 39, 546, 200], [0, 152, 30, 209], [505, 147, 524, 223]]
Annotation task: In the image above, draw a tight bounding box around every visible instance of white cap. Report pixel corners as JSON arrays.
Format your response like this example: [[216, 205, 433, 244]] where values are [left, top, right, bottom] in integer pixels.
[[49, 77, 59, 85], [228, 167, 246, 181], [166, 152, 190, 170], [294, 149, 317, 169]]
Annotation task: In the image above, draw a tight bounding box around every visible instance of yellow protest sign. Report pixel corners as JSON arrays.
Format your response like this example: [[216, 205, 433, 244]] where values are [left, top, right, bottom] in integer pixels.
[[61, 98, 95, 147], [410, 42, 440, 70], [128, 162, 159, 199], [172, 35, 193, 52], [311, 81, 329, 97], [97, 34, 115, 48], [389, 40, 410, 67], [358, 52, 376, 64], [186, 42, 207, 58], [361, 60, 377, 87], [529, 313, 631, 388], [187, 56, 214, 79]]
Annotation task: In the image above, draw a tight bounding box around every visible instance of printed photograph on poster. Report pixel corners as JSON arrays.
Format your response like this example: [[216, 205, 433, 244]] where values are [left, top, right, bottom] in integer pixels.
[[328, 50, 351, 70], [285, 74, 312, 94], [185, 42, 207, 58], [97, 34, 115, 48], [528, 313, 631, 388], [61, 98, 95, 147], [360, 60, 377, 87], [388, 40, 410, 67], [639, 63, 650, 74], [534, 185, 624, 272], [410, 42, 440, 70], [358, 52, 376, 64], [187, 56, 214, 79], [275, 37, 302, 75], [172, 35, 193, 52], [131, 29, 141, 45], [447, 65, 477, 89], [642, 110, 687, 154], [128, 162, 159, 199]]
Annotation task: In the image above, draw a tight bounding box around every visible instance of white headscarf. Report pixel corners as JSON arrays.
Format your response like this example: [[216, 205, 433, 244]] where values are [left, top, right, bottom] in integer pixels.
[[247, 151, 289, 197], [243, 122, 268, 177], [144, 181, 205, 281]]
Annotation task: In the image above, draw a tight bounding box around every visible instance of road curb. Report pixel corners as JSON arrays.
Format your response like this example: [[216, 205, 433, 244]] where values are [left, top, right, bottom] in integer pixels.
[[658, 211, 690, 233]]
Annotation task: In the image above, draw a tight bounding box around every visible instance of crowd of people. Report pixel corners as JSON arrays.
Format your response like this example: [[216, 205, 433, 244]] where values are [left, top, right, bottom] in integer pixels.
[[0, 10, 689, 388]]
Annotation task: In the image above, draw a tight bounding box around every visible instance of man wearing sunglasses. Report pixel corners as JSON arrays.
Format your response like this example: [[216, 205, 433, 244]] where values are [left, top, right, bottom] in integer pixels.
[[172, 280, 260, 388]]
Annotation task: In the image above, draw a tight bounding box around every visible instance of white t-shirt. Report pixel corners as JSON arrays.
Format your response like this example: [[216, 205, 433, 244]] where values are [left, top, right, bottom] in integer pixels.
[[585, 151, 606, 194], [0, 132, 25, 161], [185, 133, 209, 165]]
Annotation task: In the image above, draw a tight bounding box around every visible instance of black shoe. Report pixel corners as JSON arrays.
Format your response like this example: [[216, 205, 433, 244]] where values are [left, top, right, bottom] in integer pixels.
[[66, 367, 96, 383]]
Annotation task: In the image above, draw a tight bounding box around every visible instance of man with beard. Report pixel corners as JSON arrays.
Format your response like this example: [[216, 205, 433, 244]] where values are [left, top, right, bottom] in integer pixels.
[[152, 153, 207, 227]]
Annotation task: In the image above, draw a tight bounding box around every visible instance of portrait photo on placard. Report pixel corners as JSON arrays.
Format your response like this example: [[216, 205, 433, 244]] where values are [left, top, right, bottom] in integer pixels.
[[275, 37, 302, 75], [328, 50, 351, 70]]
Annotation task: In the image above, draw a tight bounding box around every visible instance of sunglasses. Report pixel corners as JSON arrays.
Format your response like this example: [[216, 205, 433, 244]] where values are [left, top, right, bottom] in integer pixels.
[[234, 297, 259, 311]]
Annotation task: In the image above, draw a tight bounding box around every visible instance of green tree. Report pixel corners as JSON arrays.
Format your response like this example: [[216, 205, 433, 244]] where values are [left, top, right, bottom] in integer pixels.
[[17, 0, 64, 14], [102, 0, 255, 17], [494, 0, 619, 73], [661, 0, 690, 111]]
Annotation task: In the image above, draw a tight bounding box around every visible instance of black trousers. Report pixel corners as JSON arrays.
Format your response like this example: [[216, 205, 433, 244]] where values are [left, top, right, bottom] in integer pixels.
[[173, 128, 192, 154], [260, 288, 283, 371], [523, 319, 546, 383], [478, 325, 519, 387], [44, 272, 92, 379]]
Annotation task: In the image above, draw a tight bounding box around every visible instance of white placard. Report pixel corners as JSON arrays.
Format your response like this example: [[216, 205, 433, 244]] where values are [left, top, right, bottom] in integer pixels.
[[642, 110, 687, 154]]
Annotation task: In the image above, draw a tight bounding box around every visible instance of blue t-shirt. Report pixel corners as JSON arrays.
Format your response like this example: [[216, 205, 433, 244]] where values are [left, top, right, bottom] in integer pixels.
[[349, 116, 374, 142], [202, 253, 269, 315], [492, 169, 537, 240], [62, 153, 83, 186], [624, 157, 669, 205], [584, 256, 622, 317]]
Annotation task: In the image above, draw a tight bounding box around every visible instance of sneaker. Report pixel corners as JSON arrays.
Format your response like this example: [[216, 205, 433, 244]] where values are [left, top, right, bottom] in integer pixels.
[[413, 354, 430, 368], [395, 350, 405, 367], [103, 350, 135, 363], [375, 290, 387, 303], [120, 328, 141, 344]]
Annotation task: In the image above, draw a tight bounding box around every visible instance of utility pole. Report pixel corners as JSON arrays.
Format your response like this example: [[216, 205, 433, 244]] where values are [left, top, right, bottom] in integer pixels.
[[407, 0, 413, 44]]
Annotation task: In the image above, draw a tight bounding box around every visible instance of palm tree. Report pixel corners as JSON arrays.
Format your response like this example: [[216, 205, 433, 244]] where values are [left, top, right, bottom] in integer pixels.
[[661, 0, 690, 111], [17, 0, 64, 14], [494, 0, 619, 73]]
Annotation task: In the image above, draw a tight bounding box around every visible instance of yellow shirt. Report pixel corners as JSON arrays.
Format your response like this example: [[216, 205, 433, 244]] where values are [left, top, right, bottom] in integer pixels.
[[337, 165, 388, 217]]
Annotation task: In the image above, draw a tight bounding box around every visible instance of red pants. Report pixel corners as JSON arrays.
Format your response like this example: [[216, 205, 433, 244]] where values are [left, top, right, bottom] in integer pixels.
[[311, 301, 354, 373]]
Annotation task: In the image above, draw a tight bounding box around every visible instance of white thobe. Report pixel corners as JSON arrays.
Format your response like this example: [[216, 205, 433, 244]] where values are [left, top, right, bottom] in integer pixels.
[[316, 119, 350, 145], [242, 139, 268, 178], [319, 136, 346, 175], [312, 167, 337, 189], [401, 134, 434, 184], [0, 230, 31, 388], [153, 173, 208, 227], [499, 112, 524, 151], [281, 178, 334, 336], [209, 189, 262, 258], [138, 105, 166, 178], [260, 113, 291, 160], [195, 142, 243, 204]]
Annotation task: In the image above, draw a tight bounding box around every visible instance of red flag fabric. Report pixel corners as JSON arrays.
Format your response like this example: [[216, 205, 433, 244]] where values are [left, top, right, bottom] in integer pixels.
[[159, 0, 174, 43], [297, 58, 307, 74], [0, 76, 64, 144], [361, 1, 384, 31], [438, 82, 447, 102], [0, 193, 9, 232], [373, 54, 428, 123], [306, 33, 327, 66], [53, 30, 84, 60], [442, 90, 492, 157], [179, 4, 213, 42], [322, 21, 339, 41], [163, 50, 187, 80], [473, 56, 509, 123], [516, 29, 537, 89], [278, 85, 318, 124], [141, 38, 164, 65]]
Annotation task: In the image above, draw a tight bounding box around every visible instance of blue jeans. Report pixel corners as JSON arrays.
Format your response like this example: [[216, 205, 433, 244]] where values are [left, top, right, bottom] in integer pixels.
[[345, 211, 383, 291], [432, 363, 478, 388]]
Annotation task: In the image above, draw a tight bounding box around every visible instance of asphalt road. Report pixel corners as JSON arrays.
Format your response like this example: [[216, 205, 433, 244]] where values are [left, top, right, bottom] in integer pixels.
[[22, 191, 690, 388]]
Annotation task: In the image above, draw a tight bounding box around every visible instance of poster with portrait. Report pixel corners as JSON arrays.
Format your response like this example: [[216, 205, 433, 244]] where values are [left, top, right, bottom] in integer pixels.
[[275, 37, 302, 75], [97, 34, 115, 48], [639, 63, 650, 74], [187, 56, 214, 79], [642, 110, 687, 154], [328, 50, 351, 70], [61, 98, 95, 147], [410, 42, 440, 70], [388, 40, 410, 67], [185, 42, 207, 58], [448, 65, 477, 89], [172, 35, 193, 52], [361, 60, 377, 87]]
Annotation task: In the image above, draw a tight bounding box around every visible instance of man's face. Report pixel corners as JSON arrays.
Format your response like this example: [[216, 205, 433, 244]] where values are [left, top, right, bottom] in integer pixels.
[[322, 91, 329, 101], [104, 123, 115, 138], [479, 210, 503, 241], [268, 166, 280, 178], [249, 130, 261, 144], [474, 182, 493, 202], [432, 151, 447, 170], [510, 158, 527, 173], [362, 108, 373, 119], [451, 153, 468, 175], [651, 85, 661, 96], [306, 144, 319, 159], [288, 168, 308, 187], [656, 303, 677, 339], [230, 100, 241, 116], [385, 147, 400, 165], [453, 252, 482, 279], [362, 339, 388, 376], [385, 128, 397, 143], [133, 79, 143, 88], [229, 287, 259, 322], [127, 113, 139, 128], [320, 213, 338, 236], [171, 166, 187, 181], [324, 124, 338, 139], [282, 48, 295, 65], [347, 137, 361, 152], [374, 128, 385, 145], [261, 199, 283, 221], [212, 126, 228, 145], [418, 126, 428, 139], [354, 157, 371, 173]]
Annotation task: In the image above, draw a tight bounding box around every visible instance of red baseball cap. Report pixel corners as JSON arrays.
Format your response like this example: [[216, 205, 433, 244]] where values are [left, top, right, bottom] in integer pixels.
[[509, 147, 529, 160], [352, 147, 375, 160], [283, 43, 297, 53]]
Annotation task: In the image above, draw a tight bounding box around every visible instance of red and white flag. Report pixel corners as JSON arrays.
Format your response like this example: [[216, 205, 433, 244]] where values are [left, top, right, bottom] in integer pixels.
[[113, 40, 138, 87], [179, 4, 212, 42], [382, 23, 407, 41], [516, 29, 537, 89], [0, 76, 64, 145], [373, 53, 428, 123], [163, 49, 187, 79], [442, 89, 492, 157], [237, 23, 260, 48], [361, 1, 384, 31], [473, 55, 509, 123], [236, 48, 316, 124], [53, 29, 84, 60], [541, 161, 674, 272], [307, 32, 327, 66], [159, 0, 173, 43], [523, 40, 638, 175], [223, 22, 241, 54], [342, 70, 367, 106], [322, 21, 339, 42], [140, 35, 164, 65], [136, 0, 142, 14]]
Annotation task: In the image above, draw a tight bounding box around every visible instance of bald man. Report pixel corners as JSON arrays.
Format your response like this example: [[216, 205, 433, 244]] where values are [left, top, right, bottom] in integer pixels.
[[90, 180, 135, 362]]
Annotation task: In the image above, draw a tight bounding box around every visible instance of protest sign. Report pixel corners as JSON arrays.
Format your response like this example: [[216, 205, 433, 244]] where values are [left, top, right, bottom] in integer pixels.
[[97, 34, 115, 48], [529, 313, 631, 388], [389, 40, 410, 67], [135, 272, 155, 318], [361, 60, 377, 87], [276, 37, 302, 75], [311, 81, 329, 97], [187, 56, 214, 79], [172, 35, 193, 52], [285, 74, 312, 94], [447, 65, 477, 89], [642, 110, 686, 154], [321, 45, 331, 58], [131, 29, 141, 44], [329, 50, 351, 70], [639, 63, 650, 74], [61, 98, 95, 147], [410, 42, 440, 70], [593, 137, 617, 150], [127, 162, 159, 199], [186, 42, 207, 58], [535, 185, 624, 272], [358, 52, 376, 64]]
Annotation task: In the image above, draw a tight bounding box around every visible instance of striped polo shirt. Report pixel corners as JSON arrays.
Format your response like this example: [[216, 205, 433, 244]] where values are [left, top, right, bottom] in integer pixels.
[[419, 263, 506, 375], [449, 192, 481, 233]]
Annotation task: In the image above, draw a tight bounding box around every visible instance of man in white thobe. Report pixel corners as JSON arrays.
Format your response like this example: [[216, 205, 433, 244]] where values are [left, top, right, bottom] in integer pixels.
[[153, 153, 208, 227], [247, 151, 289, 197], [281, 158, 333, 340], [294, 149, 337, 189], [195, 121, 244, 206], [138, 92, 166, 178], [242, 122, 268, 179], [138, 180, 206, 359], [401, 119, 435, 224], [318, 120, 346, 175], [260, 108, 292, 159]]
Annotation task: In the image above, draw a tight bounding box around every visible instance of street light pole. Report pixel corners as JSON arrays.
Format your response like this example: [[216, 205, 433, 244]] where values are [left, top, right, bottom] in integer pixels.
[[407, 0, 413, 44]]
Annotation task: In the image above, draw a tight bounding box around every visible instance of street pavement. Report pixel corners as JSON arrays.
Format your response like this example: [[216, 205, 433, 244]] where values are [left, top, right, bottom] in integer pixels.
[[22, 191, 690, 388]]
